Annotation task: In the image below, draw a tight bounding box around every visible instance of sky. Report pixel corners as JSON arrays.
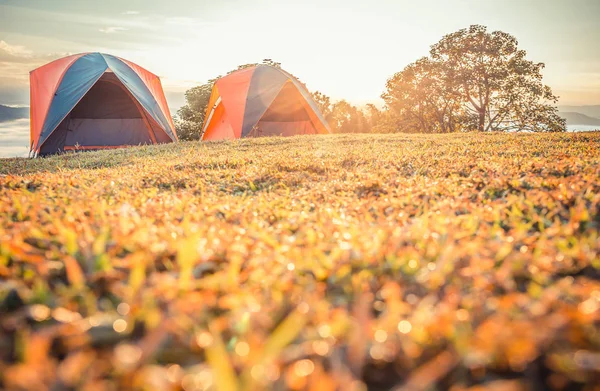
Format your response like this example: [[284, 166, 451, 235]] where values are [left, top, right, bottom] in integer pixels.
[[0, 0, 599, 112]]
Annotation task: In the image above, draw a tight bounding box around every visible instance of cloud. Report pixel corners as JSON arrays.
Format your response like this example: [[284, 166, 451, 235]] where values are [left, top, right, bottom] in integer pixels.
[[0, 40, 60, 74], [0, 40, 68, 66], [122, 11, 140, 15], [0, 41, 71, 105], [99, 26, 129, 34], [0, 41, 33, 61], [0, 41, 33, 58]]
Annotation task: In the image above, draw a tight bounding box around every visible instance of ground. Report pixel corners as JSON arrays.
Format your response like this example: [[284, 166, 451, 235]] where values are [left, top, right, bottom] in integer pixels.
[[0, 132, 599, 391]]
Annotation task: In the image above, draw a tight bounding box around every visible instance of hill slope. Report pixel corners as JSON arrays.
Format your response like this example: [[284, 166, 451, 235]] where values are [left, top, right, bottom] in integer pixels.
[[1, 133, 599, 390], [0, 104, 28, 123], [560, 111, 600, 126], [559, 105, 600, 119]]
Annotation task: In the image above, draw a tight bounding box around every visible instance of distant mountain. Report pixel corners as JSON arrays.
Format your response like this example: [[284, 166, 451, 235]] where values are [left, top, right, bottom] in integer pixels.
[[559, 105, 600, 119], [559, 112, 600, 126], [0, 105, 28, 123]]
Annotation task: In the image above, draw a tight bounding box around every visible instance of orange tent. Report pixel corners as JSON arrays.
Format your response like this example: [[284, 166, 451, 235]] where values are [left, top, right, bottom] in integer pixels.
[[201, 65, 331, 140], [30, 53, 177, 156]]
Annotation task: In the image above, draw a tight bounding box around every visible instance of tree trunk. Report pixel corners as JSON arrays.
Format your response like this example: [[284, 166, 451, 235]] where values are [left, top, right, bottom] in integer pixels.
[[478, 109, 485, 131]]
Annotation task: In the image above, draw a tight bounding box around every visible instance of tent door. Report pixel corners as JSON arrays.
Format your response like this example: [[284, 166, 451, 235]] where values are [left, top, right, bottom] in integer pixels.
[[39, 72, 156, 155]]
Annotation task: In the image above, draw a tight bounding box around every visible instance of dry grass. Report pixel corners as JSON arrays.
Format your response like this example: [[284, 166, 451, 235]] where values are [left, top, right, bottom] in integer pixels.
[[0, 132, 599, 391]]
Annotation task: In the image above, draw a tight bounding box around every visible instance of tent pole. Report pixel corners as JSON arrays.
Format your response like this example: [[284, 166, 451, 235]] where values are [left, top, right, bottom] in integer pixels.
[[201, 97, 221, 139]]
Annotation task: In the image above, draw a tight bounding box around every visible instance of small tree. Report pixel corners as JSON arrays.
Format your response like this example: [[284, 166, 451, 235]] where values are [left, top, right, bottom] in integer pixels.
[[312, 91, 333, 124], [312, 91, 384, 133], [329, 100, 362, 133], [175, 81, 216, 140]]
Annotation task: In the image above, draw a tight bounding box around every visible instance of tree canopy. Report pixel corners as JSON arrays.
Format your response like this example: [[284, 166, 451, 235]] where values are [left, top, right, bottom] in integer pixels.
[[383, 25, 565, 132]]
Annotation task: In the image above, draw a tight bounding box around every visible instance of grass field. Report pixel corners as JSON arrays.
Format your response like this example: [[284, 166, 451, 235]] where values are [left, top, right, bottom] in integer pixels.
[[0, 132, 599, 391]]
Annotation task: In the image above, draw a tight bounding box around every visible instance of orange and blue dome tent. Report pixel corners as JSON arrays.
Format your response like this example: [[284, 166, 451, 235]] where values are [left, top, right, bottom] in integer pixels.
[[30, 53, 177, 156], [201, 65, 331, 140]]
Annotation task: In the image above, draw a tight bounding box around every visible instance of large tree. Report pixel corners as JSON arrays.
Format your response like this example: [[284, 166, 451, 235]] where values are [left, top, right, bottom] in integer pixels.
[[384, 25, 566, 132], [383, 57, 462, 133]]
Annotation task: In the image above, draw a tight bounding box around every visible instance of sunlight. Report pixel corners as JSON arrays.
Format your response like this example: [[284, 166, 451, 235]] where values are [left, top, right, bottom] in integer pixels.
[[0, 1, 599, 389]]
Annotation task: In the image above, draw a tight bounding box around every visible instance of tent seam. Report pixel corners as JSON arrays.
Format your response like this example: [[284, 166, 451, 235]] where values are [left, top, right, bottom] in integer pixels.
[[104, 54, 176, 142], [36, 55, 108, 152], [32, 53, 88, 152]]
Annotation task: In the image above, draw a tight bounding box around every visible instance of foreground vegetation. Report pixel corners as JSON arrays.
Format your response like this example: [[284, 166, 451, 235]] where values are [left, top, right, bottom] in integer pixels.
[[0, 132, 599, 390]]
